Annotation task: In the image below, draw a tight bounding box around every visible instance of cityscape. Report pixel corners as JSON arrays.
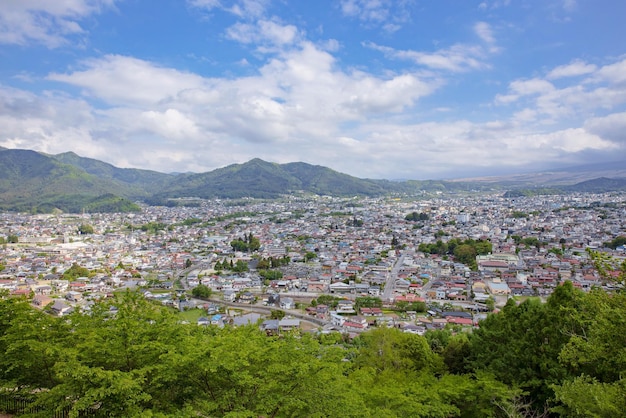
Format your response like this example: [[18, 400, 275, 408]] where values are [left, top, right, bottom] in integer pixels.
[[2, 0, 626, 415], [2, 191, 624, 334]]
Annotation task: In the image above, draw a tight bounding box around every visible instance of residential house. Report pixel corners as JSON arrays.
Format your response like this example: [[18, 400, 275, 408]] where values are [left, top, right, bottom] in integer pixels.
[[336, 300, 355, 314], [31, 295, 53, 309], [278, 318, 300, 331], [238, 291, 256, 304], [233, 312, 261, 326], [280, 297, 295, 309], [50, 300, 73, 316], [223, 289, 237, 302]]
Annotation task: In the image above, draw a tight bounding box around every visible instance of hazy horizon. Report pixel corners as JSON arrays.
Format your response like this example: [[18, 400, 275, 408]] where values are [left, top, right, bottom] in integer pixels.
[[1, 1, 625, 180]]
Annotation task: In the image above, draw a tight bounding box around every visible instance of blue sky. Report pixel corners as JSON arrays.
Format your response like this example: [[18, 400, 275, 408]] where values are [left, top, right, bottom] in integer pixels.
[[1, 0, 625, 179]]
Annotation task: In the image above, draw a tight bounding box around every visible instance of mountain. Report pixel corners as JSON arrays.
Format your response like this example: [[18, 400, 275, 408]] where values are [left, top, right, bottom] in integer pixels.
[[0, 149, 141, 213], [453, 159, 626, 187], [563, 177, 626, 193], [53, 151, 173, 192], [1, 147, 626, 213], [149, 158, 390, 201], [503, 177, 626, 197]]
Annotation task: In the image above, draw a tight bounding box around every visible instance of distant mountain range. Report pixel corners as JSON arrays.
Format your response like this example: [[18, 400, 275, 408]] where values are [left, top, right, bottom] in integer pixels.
[[0, 147, 625, 213]]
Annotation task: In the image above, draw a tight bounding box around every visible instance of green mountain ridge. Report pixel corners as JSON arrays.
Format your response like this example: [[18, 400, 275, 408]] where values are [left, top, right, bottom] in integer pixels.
[[0, 149, 141, 213], [1, 147, 625, 213], [53, 151, 174, 191]]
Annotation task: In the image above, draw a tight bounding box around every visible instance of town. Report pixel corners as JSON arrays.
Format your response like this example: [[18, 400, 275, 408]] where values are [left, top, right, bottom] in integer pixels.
[[1, 191, 625, 335]]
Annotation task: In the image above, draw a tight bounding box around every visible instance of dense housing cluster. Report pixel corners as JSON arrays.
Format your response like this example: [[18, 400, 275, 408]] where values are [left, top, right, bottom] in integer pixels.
[[1, 192, 625, 416]]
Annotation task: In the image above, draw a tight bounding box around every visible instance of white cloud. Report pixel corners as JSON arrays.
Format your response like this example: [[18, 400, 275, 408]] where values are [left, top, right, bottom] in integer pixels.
[[140, 109, 200, 140], [366, 41, 489, 72], [496, 58, 626, 128], [584, 112, 626, 144], [474, 21, 495, 45], [496, 78, 555, 104], [591, 57, 626, 85], [365, 20, 500, 72], [187, 0, 221, 10], [188, 0, 268, 19], [547, 59, 597, 79], [518, 128, 615, 153], [474, 21, 502, 54], [8, 40, 435, 174], [562, 0, 577, 12], [478, 0, 511, 10], [339, 0, 410, 32], [340, 0, 389, 22], [0, 0, 116, 47], [3, 3, 626, 181], [226, 19, 299, 46], [47, 55, 207, 106]]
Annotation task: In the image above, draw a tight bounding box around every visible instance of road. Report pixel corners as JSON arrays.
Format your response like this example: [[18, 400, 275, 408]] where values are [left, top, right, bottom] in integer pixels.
[[191, 297, 330, 328], [382, 252, 406, 302]]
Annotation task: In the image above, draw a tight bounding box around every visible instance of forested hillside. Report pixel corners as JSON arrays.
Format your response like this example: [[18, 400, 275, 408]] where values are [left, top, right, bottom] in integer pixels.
[[1, 283, 624, 417]]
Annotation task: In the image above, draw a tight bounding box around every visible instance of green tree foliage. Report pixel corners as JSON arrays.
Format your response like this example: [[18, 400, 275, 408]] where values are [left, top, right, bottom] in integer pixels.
[[553, 376, 626, 418], [355, 296, 383, 311], [270, 309, 286, 319], [77, 223, 94, 234], [181, 217, 202, 226], [231, 259, 249, 272], [405, 211, 429, 221], [587, 248, 626, 286], [62, 262, 91, 280], [230, 233, 261, 253], [304, 251, 317, 262], [139, 221, 167, 233], [419, 238, 491, 269], [521, 236, 541, 248], [191, 284, 212, 298], [3, 285, 626, 416], [468, 282, 585, 410], [350, 218, 364, 227], [313, 294, 343, 308], [258, 269, 283, 280], [603, 235, 626, 249]]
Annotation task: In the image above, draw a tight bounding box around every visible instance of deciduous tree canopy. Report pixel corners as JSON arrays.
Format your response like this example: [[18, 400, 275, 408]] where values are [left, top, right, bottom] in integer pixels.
[[1, 284, 625, 417]]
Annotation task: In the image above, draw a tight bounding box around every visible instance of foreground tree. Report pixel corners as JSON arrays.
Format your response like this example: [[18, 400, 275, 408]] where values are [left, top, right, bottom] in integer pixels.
[[468, 282, 584, 410], [191, 284, 212, 298]]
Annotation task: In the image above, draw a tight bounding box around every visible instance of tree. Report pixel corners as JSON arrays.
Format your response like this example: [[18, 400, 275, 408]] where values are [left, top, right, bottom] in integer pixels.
[[454, 244, 477, 267], [603, 235, 626, 249], [259, 269, 283, 280], [232, 259, 249, 273], [314, 294, 341, 308], [185, 258, 192, 268], [484, 296, 495, 311], [62, 263, 91, 280], [230, 233, 260, 253], [405, 211, 429, 221], [304, 251, 317, 262], [270, 309, 285, 319], [78, 224, 94, 234], [354, 296, 382, 311], [469, 283, 585, 410], [191, 284, 212, 298]]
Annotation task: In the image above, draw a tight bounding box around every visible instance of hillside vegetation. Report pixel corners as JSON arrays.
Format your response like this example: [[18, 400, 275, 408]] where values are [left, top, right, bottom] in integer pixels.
[[1, 147, 626, 213], [1, 282, 624, 417]]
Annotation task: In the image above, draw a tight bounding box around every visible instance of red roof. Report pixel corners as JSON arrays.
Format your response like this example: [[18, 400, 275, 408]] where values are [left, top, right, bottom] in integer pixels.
[[447, 317, 473, 325]]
